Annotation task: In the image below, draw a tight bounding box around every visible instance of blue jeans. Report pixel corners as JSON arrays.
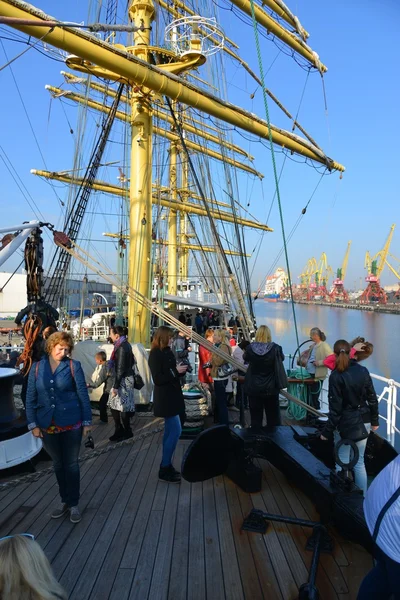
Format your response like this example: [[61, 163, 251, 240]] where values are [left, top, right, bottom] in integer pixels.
[[43, 428, 82, 507], [214, 379, 229, 426], [335, 423, 371, 496], [357, 545, 400, 599], [161, 415, 182, 468]]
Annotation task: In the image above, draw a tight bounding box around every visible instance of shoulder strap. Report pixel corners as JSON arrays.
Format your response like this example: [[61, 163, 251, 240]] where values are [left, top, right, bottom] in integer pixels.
[[372, 485, 400, 542], [35, 362, 39, 379], [70, 359, 75, 380]]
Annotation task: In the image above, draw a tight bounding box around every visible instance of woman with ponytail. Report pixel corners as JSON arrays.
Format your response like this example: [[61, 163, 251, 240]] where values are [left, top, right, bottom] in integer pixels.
[[320, 339, 380, 495]]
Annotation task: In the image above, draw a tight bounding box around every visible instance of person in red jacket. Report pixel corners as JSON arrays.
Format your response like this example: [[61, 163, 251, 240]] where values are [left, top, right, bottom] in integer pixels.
[[198, 328, 215, 413]]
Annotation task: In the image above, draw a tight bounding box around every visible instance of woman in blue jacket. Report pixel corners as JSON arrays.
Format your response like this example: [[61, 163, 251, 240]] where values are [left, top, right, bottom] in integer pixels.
[[26, 331, 92, 524]]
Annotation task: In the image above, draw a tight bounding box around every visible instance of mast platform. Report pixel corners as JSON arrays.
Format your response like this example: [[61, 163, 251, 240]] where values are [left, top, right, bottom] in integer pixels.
[[0, 411, 371, 599]]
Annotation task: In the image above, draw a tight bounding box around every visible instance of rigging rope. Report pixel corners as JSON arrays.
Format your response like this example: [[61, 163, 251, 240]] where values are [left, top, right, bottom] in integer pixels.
[[248, 0, 302, 362]]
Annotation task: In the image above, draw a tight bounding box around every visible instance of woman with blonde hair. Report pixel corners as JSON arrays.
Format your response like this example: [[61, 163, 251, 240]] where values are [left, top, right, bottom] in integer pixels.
[[0, 534, 67, 599], [210, 329, 232, 425], [148, 326, 188, 483], [26, 332, 92, 524], [306, 327, 332, 410], [243, 325, 285, 430]]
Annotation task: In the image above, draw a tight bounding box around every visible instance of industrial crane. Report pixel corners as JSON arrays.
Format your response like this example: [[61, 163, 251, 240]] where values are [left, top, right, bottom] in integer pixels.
[[296, 258, 317, 301], [385, 252, 400, 298], [307, 253, 333, 301], [359, 224, 395, 304], [329, 241, 352, 303]]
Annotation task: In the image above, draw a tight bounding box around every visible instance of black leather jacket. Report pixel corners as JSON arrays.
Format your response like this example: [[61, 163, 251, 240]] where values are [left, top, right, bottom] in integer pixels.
[[114, 341, 134, 388], [322, 360, 379, 437]]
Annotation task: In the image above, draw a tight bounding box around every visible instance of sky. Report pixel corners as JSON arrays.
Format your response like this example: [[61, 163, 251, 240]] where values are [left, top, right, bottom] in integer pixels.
[[0, 0, 399, 292]]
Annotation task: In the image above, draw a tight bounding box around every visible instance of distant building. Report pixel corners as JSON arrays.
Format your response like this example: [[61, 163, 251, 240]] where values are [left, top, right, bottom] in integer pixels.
[[264, 268, 287, 298], [0, 272, 114, 319], [0, 272, 27, 319]]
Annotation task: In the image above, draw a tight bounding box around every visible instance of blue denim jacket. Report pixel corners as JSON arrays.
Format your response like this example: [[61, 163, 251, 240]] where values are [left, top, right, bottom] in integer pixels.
[[26, 357, 92, 430]]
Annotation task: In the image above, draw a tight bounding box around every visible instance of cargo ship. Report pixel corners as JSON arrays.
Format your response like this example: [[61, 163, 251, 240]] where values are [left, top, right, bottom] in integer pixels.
[[263, 267, 286, 301]]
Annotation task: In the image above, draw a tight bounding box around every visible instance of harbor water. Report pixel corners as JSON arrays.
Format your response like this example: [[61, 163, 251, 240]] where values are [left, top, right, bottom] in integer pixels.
[[254, 300, 400, 383]]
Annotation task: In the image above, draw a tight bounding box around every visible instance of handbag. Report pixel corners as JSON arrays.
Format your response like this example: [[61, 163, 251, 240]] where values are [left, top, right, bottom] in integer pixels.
[[217, 363, 236, 378], [133, 362, 145, 390], [297, 345, 314, 368], [338, 407, 369, 442], [274, 351, 288, 390]]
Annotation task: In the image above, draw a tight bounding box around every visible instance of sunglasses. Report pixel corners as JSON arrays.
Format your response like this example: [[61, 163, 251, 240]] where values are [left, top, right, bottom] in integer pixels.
[[0, 533, 35, 543]]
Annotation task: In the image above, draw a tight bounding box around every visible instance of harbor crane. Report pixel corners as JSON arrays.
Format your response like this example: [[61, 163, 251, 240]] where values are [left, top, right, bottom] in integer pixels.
[[329, 241, 352, 303], [359, 224, 395, 304], [307, 253, 333, 301], [385, 252, 400, 298], [296, 258, 316, 301]]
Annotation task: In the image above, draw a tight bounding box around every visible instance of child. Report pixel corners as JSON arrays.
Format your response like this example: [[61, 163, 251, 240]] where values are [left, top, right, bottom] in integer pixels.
[[88, 351, 113, 423]]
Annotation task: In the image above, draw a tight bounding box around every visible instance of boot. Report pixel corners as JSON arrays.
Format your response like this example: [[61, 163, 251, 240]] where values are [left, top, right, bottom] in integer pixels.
[[122, 411, 134, 440], [109, 409, 124, 442], [158, 465, 181, 484]]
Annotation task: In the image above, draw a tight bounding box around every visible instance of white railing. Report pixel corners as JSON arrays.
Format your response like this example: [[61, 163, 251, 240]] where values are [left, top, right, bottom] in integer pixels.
[[320, 373, 399, 448]]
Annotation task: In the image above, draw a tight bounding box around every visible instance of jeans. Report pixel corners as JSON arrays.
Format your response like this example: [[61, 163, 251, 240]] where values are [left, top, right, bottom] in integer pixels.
[[214, 379, 229, 426], [357, 544, 400, 599], [43, 427, 82, 507], [335, 423, 371, 496], [248, 394, 281, 429], [161, 415, 182, 468]]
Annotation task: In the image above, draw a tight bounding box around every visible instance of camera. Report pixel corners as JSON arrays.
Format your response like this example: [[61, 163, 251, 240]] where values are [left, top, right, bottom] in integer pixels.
[[178, 357, 193, 374], [84, 434, 94, 450]]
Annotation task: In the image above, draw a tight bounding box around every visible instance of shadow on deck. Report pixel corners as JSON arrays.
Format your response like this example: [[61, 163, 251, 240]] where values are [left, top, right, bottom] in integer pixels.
[[0, 411, 372, 599]]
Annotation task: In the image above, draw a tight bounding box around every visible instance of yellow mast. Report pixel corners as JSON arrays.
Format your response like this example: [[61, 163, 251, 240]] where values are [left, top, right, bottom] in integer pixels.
[[0, 1, 344, 170], [168, 139, 178, 298], [126, 0, 154, 344], [179, 158, 189, 279]]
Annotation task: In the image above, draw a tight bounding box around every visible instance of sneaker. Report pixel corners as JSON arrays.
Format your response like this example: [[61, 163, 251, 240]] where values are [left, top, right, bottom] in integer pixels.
[[70, 506, 82, 524], [123, 429, 134, 440], [159, 465, 181, 484], [51, 503, 69, 519]]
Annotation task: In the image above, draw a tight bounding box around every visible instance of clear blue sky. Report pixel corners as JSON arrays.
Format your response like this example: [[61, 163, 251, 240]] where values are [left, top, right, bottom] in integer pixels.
[[0, 0, 399, 290]]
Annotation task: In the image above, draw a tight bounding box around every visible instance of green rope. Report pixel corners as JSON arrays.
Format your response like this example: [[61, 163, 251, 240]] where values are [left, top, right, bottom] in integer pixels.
[[249, 0, 302, 362]]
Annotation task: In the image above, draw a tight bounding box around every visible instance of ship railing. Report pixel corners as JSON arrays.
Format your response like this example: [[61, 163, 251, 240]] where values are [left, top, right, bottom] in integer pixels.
[[320, 373, 399, 448]]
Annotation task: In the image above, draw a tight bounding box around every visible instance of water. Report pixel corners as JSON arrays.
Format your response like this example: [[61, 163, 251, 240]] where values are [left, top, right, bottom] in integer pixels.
[[253, 301, 400, 384]]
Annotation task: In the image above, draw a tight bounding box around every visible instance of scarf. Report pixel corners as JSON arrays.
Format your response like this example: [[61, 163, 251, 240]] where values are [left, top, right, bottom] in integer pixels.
[[108, 335, 126, 370]]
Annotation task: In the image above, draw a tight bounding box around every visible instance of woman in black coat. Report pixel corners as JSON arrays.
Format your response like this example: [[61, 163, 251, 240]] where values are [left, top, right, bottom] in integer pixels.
[[320, 339, 379, 496], [243, 325, 284, 429], [148, 326, 188, 483], [108, 326, 135, 441]]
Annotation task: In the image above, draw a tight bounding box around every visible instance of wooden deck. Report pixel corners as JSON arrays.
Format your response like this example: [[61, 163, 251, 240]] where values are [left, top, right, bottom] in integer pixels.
[[0, 413, 373, 599]]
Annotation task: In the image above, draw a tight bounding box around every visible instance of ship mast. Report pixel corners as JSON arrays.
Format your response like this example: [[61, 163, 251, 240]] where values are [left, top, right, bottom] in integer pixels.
[[127, 0, 154, 344]]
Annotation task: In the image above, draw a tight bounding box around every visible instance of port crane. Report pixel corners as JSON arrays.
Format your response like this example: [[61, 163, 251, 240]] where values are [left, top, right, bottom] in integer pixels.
[[385, 252, 400, 298], [329, 241, 351, 303], [360, 224, 395, 304], [307, 253, 333, 301], [296, 258, 317, 301]]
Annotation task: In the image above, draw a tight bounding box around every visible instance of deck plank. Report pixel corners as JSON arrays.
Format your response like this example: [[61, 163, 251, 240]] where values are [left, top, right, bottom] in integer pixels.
[[267, 461, 348, 597], [168, 443, 191, 600], [202, 478, 225, 600], [236, 486, 283, 600], [224, 476, 264, 599], [214, 475, 244, 600], [187, 481, 206, 600], [74, 434, 161, 599], [0, 416, 373, 600]]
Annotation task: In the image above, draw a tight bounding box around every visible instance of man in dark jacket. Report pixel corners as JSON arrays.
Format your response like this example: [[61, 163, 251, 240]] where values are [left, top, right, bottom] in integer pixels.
[[243, 326, 284, 430]]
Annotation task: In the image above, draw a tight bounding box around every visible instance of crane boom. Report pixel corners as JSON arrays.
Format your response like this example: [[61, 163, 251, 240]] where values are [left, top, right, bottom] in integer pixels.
[[341, 241, 352, 281], [377, 224, 395, 278]]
